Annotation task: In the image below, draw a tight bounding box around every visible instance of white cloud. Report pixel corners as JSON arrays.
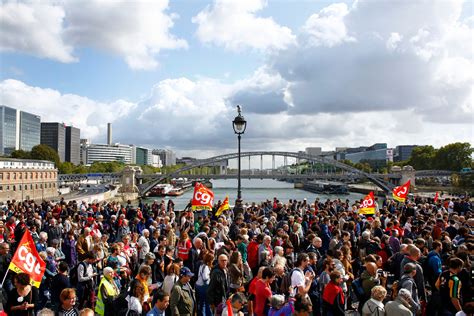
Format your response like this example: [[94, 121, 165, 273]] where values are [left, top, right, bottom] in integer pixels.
[[63, 0, 187, 70], [0, 79, 135, 140], [0, 2, 76, 62], [386, 32, 402, 51], [268, 0, 473, 125], [192, 0, 296, 51], [0, 0, 186, 70], [301, 3, 355, 47]]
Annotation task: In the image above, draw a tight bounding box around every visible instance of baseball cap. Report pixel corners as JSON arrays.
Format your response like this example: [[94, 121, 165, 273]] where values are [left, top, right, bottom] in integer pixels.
[[180, 267, 194, 277]]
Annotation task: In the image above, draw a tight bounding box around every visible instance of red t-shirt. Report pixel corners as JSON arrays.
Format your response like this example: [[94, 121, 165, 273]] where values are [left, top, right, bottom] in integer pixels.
[[254, 279, 272, 316]]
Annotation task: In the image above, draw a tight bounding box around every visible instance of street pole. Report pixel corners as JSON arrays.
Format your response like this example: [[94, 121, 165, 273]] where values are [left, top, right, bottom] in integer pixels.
[[237, 134, 241, 200]]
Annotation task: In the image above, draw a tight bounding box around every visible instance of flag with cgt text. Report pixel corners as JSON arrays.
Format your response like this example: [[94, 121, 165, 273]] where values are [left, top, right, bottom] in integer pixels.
[[392, 180, 411, 203], [8, 230, 46, 288], [359, 191, 376, 215], [192, 182, 214, 211]]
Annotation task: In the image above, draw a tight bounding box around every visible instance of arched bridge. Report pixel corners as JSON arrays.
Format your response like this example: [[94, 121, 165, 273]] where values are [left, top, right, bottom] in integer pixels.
[[138, 151, 397, 196]]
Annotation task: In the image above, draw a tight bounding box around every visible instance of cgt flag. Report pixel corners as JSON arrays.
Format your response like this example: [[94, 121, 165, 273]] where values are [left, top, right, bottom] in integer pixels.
[[215, 196, 230, 217], [8, 230, 46, 288], [392, 180, 411, 203], [359, 191, 376, 215], [192, 182, 214, 211]]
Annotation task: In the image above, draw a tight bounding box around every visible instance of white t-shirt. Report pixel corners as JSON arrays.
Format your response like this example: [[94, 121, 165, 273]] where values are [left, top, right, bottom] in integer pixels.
[[138, 236, 150, 259], [290, 268, 305, 297], [196, 264, 211, 286]]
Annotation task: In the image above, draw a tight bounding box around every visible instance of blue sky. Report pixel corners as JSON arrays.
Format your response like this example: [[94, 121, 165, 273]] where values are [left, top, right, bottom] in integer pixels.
[[0, 0, 472, 158]]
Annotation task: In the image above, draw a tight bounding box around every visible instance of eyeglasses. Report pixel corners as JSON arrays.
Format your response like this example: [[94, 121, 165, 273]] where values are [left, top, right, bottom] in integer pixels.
[[67, 296, 76, 301]]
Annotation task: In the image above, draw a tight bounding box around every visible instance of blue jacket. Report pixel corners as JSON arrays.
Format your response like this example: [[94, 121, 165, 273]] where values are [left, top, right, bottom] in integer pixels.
[[427, 250, 442, 276]]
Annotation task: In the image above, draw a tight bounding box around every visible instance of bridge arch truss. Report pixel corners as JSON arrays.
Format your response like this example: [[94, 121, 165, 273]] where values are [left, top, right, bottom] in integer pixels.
[[139, 151, 395, 196]]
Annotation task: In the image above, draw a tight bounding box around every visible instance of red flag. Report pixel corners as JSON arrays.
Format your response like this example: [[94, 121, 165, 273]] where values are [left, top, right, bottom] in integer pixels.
[[8, 230, 46, 288], [192, 182, 214, 211], [392, 180, 411, 203], [215, 196, 230, 216], [434, 191, 439, 203], [359, 191, 376, 215]]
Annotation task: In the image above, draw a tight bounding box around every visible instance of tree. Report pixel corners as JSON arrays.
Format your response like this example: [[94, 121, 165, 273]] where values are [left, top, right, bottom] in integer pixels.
[[408, 145, 436, 170], [73, 164, 88, 174], [58, 162, 75, 174], [10, 149, 31, 159], [30, 144, 60, 166], [434, 142, 473, 171]]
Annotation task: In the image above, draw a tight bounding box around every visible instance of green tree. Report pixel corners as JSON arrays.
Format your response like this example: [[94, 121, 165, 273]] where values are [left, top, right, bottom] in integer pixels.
[[10, 149, 31, 159], [58, 162, 75, 174], [408, 145, 436, 170], [30, 144, 60, 166], [73, 164, 88, 174], [434, 142, 473, 171]]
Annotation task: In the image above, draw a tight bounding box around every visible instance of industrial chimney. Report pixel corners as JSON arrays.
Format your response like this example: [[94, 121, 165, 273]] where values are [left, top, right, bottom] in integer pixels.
[[107, 123, 112, 145]]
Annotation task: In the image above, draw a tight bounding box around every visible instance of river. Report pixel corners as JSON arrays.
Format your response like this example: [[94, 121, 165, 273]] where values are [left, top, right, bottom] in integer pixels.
[[142, 179, 366, 210]]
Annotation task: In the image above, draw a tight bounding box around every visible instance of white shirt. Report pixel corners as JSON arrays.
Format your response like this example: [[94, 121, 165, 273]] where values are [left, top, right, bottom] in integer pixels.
[[290, 268, 305, 297], [162, 275, 179, 296], [196, 264, 210, 286], [138, 236, 150, 260], [126, 295, 142, 315]]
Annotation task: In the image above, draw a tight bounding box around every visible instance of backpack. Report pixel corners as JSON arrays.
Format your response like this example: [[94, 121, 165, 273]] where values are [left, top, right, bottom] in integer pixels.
[[351, 277, 365, 301], [112, 289, 130, 315], [279, 268, 301, 295], [69, 262, 86, 287]]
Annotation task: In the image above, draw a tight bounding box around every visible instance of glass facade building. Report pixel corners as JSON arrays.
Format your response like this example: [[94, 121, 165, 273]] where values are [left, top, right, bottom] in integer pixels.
[[65, 126, 81, 165], [41, 123, 66, 162], [20, 111, 41, 152], [0, 106, 41, 155], [0, 106, 19, 155]]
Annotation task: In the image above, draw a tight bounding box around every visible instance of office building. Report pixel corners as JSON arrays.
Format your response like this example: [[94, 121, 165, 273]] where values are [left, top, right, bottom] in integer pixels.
[[340, 143, 391, 169], [134, 146, 154, 166], [0, 105, 40, 155], [394, 145, 418, 162], [83, 143, 133, 165], [152, 149, 176, 166], [79, 139, 89, 165], [65, 126, 80, 164], [41, 123, 66, 162], [0, 158, 58, 201], [305, 147, 322, 156]]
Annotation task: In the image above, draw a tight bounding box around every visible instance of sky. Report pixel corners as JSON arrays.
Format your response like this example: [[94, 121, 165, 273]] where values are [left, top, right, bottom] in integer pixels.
[[0, 0, 473, 159]]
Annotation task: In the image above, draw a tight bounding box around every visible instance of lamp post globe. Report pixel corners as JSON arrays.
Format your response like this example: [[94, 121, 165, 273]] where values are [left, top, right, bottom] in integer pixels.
[[232, 105, 246, 218]]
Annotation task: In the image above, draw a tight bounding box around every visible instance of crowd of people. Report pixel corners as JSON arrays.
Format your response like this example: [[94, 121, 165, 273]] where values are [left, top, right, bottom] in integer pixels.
[[0, 193, 472, 316]]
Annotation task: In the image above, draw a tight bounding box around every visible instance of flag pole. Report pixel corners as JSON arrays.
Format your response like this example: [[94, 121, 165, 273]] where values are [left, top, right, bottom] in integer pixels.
[[0, 270, 9, 288]]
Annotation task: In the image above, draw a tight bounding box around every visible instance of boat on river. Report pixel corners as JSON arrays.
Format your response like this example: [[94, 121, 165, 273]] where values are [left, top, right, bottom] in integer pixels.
[[148, 184, 173, 197]]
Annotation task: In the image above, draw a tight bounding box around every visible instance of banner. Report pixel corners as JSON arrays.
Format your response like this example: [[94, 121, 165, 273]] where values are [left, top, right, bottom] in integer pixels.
[[215, 196, 230, 216], [392, 180, 411, 203], [434, 191, 439, 203], [192, 182, 214, 211], [359, 191, 376, 215], [8, 230, 46, 288]]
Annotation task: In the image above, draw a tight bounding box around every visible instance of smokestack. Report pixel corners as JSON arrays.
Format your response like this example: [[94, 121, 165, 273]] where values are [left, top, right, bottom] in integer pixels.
[[107, 123, 112, 145]]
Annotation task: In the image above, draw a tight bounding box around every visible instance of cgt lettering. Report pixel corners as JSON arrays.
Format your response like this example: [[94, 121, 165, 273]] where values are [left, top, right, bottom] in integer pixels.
[[18, 245, 42, 274], [195, 191, 213, 205]]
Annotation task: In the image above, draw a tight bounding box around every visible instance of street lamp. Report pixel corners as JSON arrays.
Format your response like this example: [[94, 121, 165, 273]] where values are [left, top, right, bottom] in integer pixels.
[[232, 105, 246, 217]]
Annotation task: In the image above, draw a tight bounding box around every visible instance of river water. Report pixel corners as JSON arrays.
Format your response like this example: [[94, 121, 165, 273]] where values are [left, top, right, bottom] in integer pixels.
[[143, 179, 365, 210]]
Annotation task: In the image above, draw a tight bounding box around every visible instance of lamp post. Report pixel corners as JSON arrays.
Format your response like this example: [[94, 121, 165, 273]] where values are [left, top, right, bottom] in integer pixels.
[[232, 105, 247, 217]]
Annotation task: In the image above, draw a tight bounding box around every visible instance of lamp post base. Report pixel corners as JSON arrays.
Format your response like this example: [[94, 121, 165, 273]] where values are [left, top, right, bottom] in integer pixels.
[[233, 198, 244, 219]]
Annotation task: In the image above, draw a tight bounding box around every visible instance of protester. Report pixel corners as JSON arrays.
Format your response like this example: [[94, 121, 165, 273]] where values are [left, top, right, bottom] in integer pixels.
[[56, 288, 79, 316], [361, 285, 387, 316], [0, 193, 472, 316], [169, 267, 195, 316], [5, 273, 38, 316]]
